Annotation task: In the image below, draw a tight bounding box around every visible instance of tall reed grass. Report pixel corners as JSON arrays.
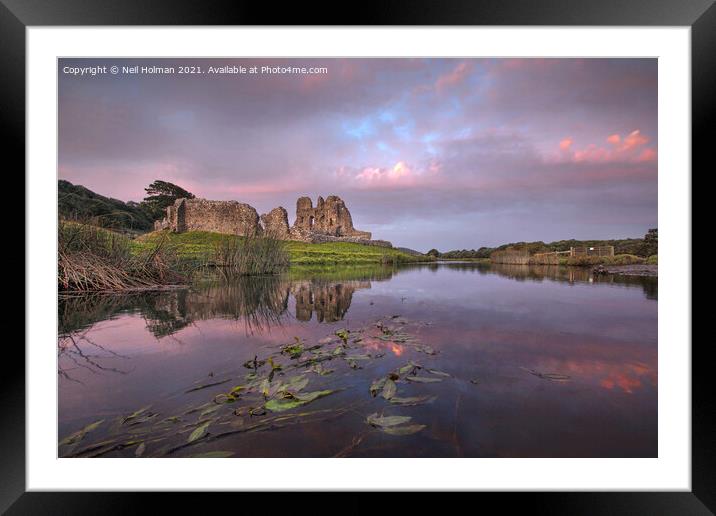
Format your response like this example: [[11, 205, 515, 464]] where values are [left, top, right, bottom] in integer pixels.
[[212, 232, 289, 279], [58, 221, 187, 292]]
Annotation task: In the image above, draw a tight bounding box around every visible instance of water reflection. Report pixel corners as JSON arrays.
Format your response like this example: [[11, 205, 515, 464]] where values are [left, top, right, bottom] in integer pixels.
[[58, 262, 657, 457], [59, 263, 657, 338]]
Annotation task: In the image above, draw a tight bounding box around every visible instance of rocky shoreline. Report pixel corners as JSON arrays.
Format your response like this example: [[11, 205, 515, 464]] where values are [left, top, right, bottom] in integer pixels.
[[593, 264, 658, 277]]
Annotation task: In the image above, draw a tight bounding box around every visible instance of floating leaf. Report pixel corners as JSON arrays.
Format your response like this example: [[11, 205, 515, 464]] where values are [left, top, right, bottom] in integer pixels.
[[185, 378, 230, 393], [369, 377, 387, 397], [521, 367, 571, 382], [199, 404, 222, 418], [382, 379, 397, 400], [188, 421, 210, 443], [135, 442, 146, 457], [121, 406, 151, 425], [335, 329, 350, 342], [381, 424, 425, 436], [414, 345, 437, 355], [406, 376, 442, 383], [281, 342, 304, 359], [427, 368, 451, 377], [265, 390, 334, 412], [389, 395, 436, 406], [189, 451, 235, 458], [366, 413, 412, 428], [59, 419, 104, 446]]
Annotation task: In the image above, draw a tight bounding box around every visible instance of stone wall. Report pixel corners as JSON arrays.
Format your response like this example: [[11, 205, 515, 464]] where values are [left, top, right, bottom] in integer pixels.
[[292, 195, 372, 240], [156, 194, 390, 247]]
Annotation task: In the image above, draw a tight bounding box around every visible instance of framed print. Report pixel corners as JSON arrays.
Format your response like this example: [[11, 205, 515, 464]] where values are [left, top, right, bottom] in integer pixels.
[[6, 0, 711, 511]]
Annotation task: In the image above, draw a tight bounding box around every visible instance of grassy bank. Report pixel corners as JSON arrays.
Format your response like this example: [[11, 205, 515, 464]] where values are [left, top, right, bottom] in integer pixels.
[[134, 230, 431, 265], [559, 254, 646, 267]]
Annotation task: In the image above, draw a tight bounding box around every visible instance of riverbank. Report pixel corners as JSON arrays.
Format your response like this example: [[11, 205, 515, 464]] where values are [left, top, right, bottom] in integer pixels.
[[593, 264, 658, 277], [134, 230, 432, 266]]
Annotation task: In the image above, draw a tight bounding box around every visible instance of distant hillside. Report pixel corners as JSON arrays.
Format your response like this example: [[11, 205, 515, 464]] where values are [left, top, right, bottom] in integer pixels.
[[438, 230, 658, 259], [395, 246, 426, 257], [58, 180, 153, 231]]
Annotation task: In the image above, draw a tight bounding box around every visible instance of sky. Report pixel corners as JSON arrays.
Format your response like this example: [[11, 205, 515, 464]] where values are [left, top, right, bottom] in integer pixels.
[[58, 58, 657, 251]]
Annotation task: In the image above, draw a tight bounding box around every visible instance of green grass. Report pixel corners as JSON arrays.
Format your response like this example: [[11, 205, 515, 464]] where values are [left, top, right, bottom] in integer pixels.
[[134, 230, 432, 265]]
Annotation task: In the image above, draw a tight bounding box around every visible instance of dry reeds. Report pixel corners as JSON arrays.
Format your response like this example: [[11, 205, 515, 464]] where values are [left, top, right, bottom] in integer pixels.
[[490, 249, 531, 265], [58, 221, 187, 292]]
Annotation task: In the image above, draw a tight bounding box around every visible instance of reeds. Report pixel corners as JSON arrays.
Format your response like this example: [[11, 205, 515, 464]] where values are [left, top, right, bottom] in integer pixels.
[[212, 232, 289, 280], [58, 221, 187, 292], [490, 249, 531, 265]]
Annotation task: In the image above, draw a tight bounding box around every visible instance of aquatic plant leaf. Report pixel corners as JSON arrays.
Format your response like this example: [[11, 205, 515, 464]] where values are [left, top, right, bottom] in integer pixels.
[[199, 404, 222, 418], [382, 379, 397, 400], [369, 377, 387, 397], [188, 421, 210, 443], [366, 413, 412, 428], [470, 378, 480, 385], [284, 375, 309, 392], [405, 376, 442, 383], [539, 373, 571, 381], [135, 442, 146, 457], [335, 329, 350, 342], [59, 419, 104, 446], [389, 395, 436, 406], [398, 363, 417, 375], [265, 390, 334, 412], [414, 345, 437, 355], [381, 424, 426, 436], [427, 368, 451, 377], [185, 378, 230, 393], [281, 343, 304, 359], [121, 405, 151, 425], [344, 354, 371, 360], [189, 451, 235, 458]]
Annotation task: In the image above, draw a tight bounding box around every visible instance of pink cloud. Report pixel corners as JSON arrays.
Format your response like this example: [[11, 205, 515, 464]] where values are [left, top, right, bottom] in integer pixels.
[[435, 61, 472, 92], [348, 160, 442, 190], [553, 130, 656, 164], [559, 137, 574, 151]]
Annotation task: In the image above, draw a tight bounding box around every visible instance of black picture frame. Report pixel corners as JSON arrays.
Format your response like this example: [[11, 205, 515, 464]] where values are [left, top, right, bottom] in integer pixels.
[[5, 0, 709, 512]]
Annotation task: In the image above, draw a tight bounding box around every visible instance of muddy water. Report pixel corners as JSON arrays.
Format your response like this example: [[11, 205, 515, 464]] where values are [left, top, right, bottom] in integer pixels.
[[58, 263, 657, 457]]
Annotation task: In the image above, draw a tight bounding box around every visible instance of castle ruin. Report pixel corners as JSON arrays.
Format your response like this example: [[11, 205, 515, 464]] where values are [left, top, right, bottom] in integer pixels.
[[155, 195, 391, 247]]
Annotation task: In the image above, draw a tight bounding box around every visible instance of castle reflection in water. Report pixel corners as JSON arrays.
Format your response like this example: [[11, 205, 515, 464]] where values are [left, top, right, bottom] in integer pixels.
[[59, 262, 657, 338]]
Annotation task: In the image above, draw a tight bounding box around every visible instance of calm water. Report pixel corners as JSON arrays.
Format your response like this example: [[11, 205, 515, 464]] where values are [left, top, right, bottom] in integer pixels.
[[58, 263, 657, 458]]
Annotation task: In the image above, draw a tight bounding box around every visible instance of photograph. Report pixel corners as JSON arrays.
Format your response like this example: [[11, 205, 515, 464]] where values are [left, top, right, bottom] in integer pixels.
[[57, 57, 658, 459]]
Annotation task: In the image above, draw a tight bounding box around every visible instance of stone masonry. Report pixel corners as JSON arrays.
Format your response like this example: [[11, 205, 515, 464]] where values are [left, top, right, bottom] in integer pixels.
[[155, 195, 390, 247]]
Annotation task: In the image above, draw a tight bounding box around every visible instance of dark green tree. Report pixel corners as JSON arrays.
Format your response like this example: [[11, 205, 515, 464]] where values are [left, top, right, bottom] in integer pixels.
[[426, 249, 441, 258], [141, 180, 195, 220]]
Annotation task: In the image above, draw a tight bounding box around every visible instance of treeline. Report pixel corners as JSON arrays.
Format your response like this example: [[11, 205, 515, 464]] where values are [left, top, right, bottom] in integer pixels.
[[58, 179, 195, 233], [430, 229, 658, 259]]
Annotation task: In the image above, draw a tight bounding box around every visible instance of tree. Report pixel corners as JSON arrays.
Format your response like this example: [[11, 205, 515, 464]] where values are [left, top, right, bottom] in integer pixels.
[[141, 180, 195, 220], [426, 249, 441, 258]]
